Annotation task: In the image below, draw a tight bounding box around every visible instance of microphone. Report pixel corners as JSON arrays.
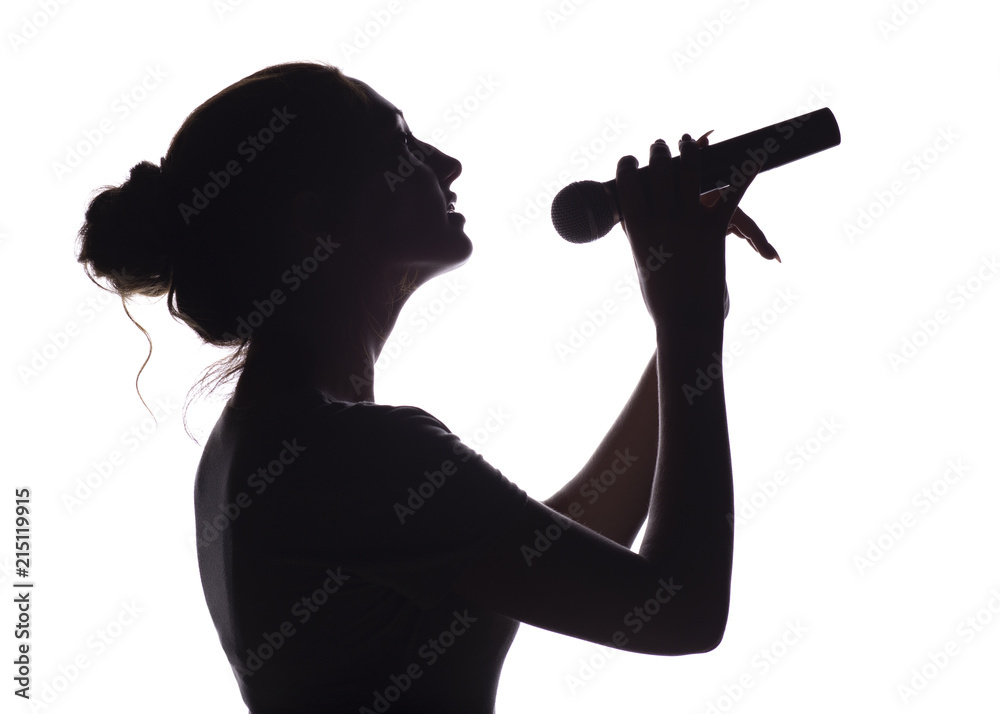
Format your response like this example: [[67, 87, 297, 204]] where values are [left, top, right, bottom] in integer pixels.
[[550, 107, 841, 243]]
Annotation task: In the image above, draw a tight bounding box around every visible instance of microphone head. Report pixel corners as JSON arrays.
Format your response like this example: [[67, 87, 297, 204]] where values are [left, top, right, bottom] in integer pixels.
[[550, 180, 617, 243]]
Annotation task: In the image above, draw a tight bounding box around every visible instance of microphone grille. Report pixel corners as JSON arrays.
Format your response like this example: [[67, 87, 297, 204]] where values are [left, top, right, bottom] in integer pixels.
[[551, 180, 616, 244]]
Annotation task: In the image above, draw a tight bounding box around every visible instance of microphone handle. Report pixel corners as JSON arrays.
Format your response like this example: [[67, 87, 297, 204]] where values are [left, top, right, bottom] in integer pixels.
[[602, 107, 841, 223]]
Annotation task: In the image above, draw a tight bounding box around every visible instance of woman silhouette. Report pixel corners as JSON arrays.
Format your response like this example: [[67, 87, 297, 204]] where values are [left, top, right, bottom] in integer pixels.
[[76, 61, 777, 713]]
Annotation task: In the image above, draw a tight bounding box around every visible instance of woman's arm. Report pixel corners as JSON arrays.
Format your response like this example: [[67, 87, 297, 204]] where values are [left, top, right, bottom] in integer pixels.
[[451, 321, 736, 655], [540, 146, 776, 548], [449, 137, 760, 655], [544, 324, 734, 613], [542, 350, 658, 548]]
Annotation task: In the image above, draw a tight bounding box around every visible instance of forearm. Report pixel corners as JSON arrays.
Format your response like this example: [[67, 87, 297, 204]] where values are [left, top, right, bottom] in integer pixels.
[[639, 324, 734, 624], [542, 350, 659, 547]]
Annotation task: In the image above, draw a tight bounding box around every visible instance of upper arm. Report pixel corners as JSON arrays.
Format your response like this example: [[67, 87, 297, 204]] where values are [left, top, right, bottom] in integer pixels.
[[448, 496, 728, 655], [300, 402, 728, 654]]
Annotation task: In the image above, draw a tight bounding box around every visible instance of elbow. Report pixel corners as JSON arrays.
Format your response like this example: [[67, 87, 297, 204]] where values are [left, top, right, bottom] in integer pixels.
[[689, 624, 726, 654], [695, 588, 729, 654], [669, 624, 726, 656], [634, 571, 732, 655], [689, 607, 730, 653], [663, 607, 729, 656], [686, 581, 731, 654], [644, 624, 726, 656]]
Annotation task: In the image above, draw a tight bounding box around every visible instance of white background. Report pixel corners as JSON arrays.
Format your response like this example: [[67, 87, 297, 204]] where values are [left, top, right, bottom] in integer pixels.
[[3, 0, 999, 712]]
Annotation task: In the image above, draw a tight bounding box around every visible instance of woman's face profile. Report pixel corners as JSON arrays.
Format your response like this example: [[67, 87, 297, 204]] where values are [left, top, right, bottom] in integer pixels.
[[338, 79, 471, 285]]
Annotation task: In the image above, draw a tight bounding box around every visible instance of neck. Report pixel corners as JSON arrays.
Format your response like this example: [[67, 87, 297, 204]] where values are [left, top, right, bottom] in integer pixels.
[[229, 276, 413, 406]]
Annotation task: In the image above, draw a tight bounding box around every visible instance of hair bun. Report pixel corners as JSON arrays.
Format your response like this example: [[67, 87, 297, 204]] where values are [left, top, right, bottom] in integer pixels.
[[77, 160, 180, 299]]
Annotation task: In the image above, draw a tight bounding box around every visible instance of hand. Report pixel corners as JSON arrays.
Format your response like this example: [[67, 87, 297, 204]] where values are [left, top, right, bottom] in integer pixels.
[[616, 131, 765, 332], [694, 131, 780, 263]]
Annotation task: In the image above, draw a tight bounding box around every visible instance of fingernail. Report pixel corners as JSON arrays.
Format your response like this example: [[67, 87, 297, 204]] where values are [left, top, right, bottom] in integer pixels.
[[681, 133, 692, 141], [698, 130, 715, 142], [654, 138, 666, 144]]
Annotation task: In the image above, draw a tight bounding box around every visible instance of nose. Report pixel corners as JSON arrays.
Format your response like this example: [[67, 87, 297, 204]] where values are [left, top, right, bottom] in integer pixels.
[[443, 155, 461, 185], [430, 145, 461, 186]]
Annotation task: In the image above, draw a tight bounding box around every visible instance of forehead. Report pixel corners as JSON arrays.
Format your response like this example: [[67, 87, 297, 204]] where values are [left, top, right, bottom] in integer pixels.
[[351, 79, 408, 133]]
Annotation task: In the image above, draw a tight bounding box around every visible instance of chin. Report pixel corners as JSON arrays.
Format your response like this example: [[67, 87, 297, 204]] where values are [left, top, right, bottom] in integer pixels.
[[414, 240, 472, 285], [434, 218, 474, 263], [390, 218, 473, 280]]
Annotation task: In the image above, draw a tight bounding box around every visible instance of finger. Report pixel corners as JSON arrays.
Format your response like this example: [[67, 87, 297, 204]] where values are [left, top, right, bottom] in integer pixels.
[[648, 138, 673, 214], [731, 207, 781, 262], [727, 221, 763, 257], [729, 219, 762, 255], [727, 218, 755, 245], [677, 133, 701, 211], [730, 207, 761, 242], [649, 138, 670, 162], [615, 154, 643, 239]]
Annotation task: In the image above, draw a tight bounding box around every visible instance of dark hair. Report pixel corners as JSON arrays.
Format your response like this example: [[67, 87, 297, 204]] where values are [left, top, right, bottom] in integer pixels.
[[76, 61, 388, 438]]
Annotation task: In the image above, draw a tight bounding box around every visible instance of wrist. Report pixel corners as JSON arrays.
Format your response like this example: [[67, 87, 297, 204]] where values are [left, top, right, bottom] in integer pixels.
[[655, 317, 724, 351]]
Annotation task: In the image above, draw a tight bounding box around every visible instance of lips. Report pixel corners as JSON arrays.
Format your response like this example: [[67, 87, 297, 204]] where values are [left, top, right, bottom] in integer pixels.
[[446, 193, 457, 213]]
